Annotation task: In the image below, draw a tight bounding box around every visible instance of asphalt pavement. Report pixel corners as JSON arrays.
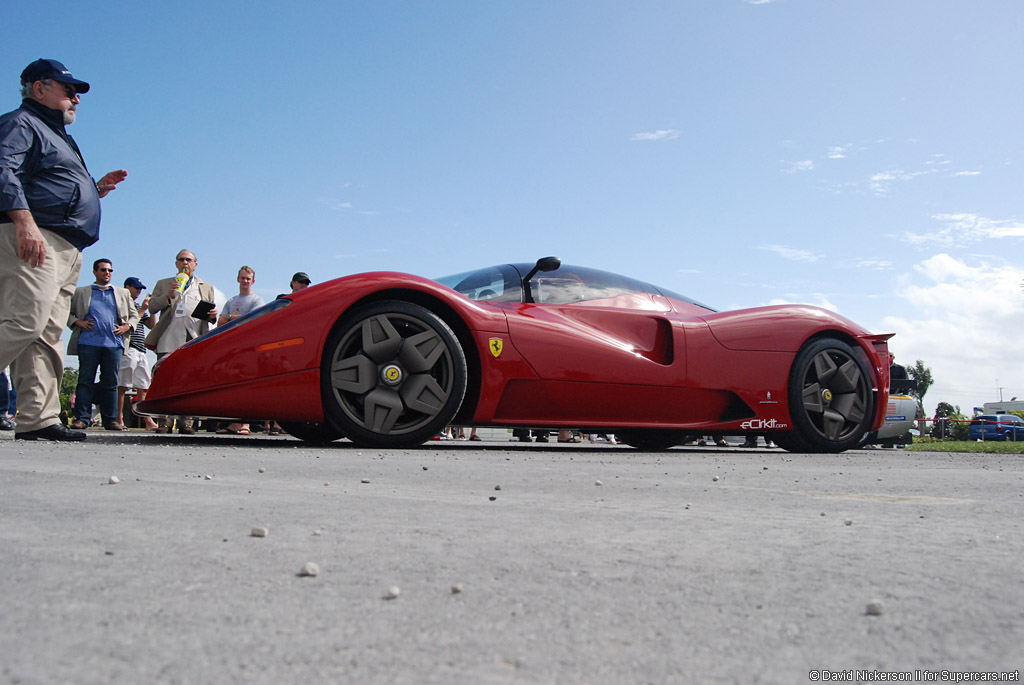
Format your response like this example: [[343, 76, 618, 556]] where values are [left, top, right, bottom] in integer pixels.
[[1, 429, 1021, 684]]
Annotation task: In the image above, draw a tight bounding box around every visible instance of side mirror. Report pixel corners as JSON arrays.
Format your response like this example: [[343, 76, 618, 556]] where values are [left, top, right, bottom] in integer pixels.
[[523, 256, 561, 303]]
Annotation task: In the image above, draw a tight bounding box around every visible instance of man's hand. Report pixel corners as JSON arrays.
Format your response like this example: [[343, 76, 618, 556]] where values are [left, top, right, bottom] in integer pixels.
[[96, 169, 127, 198], [113, 323, 132, 336], [140, 294, 151, 311], [74, 319, 96, 331], [207, 307, 218, 323], [8, 210, 47, 268]]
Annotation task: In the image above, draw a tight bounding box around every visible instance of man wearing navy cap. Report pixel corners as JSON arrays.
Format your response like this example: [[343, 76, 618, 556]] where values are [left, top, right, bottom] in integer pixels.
[[117, 276, 158, 431], [0, 59, 127, 441]]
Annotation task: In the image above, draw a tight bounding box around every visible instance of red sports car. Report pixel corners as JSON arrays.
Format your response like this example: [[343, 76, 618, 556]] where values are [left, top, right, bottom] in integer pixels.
[[138, 257, 892, 452]]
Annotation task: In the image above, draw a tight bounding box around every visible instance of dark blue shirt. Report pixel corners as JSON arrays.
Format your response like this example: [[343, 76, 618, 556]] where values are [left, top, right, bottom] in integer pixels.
[[78, 285, 122, 348], [0, 99, 101, 249]]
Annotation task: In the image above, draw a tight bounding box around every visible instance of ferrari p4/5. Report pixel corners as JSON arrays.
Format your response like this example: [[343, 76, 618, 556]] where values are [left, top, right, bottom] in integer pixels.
[[138, 257, 892, 453]]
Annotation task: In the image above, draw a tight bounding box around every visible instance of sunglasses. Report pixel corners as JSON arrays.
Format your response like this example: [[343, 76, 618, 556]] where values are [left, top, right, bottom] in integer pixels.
[[97, 267, 113, 273], [51, 82, 77, 99]]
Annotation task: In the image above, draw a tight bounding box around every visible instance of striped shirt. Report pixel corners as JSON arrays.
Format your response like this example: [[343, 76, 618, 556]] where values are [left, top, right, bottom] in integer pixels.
[[129, 306, 149, 352]]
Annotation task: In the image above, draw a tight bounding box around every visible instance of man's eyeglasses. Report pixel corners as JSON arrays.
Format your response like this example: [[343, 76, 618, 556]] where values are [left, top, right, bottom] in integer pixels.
[[176, 257, 195, 263], [97, 268, 113, 273]]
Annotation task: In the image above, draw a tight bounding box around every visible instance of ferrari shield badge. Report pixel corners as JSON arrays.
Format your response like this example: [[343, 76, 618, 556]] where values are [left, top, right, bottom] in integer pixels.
[[489, 337, 503, 358]]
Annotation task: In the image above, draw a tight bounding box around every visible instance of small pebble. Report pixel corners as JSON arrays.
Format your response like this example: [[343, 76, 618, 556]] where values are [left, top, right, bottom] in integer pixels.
[[258, 467, 266, 473], [251, 527, 268, 538], [845, 519, 853, 526], [494, 485, 501, 491], [361, 478, 370, 484], [299, 562, 320, 577], [108, 476, 120, 485], [712, 476, 719, 482], [595, 480, 604, 486], [204, 474, 212, 480], [384, 585, 401, 600], [489, 496, 497, 501], [313, 529, 322, 536], [866, 601, 884, 616], [451, 583, 463, 594]]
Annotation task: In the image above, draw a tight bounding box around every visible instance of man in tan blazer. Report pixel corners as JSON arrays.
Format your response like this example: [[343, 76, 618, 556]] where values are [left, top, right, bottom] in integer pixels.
[[146, 249, 217, 434], [67, 258, 139, 430]]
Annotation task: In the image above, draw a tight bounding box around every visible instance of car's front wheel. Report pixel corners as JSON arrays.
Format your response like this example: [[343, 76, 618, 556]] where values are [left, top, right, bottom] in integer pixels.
[[781, 337, 875, 453], [321, 301, 467, 448]]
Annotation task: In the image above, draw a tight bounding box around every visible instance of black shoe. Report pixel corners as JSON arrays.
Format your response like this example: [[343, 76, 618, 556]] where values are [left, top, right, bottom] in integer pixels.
[[15, 423, 87, 442], [0, 416, 14, 431]]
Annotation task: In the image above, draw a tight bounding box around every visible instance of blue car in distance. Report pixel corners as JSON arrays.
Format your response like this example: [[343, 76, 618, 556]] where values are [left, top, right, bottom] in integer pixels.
[[968, 414, 1024, 441]]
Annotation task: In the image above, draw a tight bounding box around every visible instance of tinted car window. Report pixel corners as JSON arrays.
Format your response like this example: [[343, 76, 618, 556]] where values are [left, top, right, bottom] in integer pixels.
[[435, 265, 523, 302], [435, 262, 715, 311]]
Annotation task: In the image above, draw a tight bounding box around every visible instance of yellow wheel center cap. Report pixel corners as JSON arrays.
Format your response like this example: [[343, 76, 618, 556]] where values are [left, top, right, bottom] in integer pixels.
[[822, 389, 833, 403], [382, 364, 403, 386]]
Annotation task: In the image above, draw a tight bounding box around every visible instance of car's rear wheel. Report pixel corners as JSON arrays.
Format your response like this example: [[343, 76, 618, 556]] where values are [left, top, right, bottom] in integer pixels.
[[321, 301, 467, 448], [278, 421, 344, 445], [617, 429, 689, 451], [782, 338, 875, 453]]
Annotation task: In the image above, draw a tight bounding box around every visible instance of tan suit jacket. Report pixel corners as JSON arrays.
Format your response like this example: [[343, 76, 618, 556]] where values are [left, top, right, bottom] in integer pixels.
[[66, 284, 139, 356], [145, 275, 216, 350]]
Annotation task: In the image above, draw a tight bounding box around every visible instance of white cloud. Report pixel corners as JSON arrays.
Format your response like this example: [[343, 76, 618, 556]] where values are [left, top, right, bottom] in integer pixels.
[[827, 146, 848, 159], [855, 259, 894, 270], [759, 244, 822, 262], [868, 168, 931, 196], [781, 160, 814, 174], [954, 170, 981, 176], [880, 254, 1024, 411], [900, 213, 1024, 247], [630, 129, 680, 141]]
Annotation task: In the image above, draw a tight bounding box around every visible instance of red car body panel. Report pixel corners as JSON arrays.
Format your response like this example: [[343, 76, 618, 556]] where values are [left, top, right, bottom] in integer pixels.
[[139, 268, 891, 438]]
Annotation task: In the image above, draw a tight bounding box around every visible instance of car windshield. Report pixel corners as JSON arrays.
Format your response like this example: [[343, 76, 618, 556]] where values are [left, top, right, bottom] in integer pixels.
[[435, 263, 716, 311], [971, 416, 998, 424], [433, 264, 523, 302]]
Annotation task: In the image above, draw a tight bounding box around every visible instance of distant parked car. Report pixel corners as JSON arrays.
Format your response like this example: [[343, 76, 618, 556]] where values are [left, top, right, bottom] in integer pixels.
[[968, 415, 1024, 442]]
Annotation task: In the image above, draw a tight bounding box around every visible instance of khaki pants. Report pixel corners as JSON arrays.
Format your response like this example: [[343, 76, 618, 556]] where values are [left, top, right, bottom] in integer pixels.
[[0, 224, 82, 432]]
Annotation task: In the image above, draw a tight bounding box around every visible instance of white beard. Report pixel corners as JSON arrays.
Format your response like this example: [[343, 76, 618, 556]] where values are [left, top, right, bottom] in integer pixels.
[[63, 108, 76, 125]]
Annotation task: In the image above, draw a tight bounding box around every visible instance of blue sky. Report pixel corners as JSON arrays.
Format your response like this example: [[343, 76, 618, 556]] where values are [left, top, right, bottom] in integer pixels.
[[4, 0, 1022, 412]]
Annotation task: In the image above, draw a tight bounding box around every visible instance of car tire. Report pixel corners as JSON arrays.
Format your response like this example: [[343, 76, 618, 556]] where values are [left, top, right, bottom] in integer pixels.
[[278, 421, 344, 445], [321, 301, 467, 448], [782, 337, 875, 453], [617, 429, 689, 451]]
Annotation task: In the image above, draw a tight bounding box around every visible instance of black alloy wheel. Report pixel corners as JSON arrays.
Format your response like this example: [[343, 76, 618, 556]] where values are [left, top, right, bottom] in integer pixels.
[[782, 337, 874, 453], [321, 301, 467, 448]]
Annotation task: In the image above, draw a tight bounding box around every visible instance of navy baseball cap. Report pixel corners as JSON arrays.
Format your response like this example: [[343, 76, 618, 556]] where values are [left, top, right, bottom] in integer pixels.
[[291, 272, 311, 285], [20, 59, 90, 93], [123, 276, 146, 289]]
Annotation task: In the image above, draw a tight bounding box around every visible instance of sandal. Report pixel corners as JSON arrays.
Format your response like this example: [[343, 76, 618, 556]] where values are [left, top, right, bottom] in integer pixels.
[[70, 420, 88, 430]]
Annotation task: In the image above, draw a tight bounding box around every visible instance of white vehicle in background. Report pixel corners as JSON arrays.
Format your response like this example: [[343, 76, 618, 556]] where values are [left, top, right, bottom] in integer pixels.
[[860, 377, 917, 448]]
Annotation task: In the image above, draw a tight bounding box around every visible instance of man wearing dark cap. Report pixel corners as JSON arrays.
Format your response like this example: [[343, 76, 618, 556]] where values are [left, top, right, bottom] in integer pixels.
[[117, 276, 158, 431], [277, 271, 311, 299], [291, 271, 311, 290], [0, 59, 127, 441]]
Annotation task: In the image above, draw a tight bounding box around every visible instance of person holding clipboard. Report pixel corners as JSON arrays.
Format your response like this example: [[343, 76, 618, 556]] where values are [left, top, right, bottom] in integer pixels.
[[145, 248, 217, 433]]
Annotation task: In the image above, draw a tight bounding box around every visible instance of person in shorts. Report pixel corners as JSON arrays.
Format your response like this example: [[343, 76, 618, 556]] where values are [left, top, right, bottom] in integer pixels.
[[116, 276, 157, 430]]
